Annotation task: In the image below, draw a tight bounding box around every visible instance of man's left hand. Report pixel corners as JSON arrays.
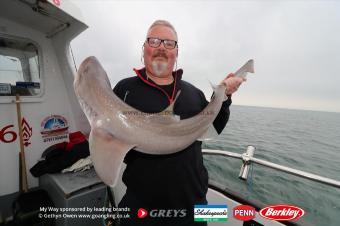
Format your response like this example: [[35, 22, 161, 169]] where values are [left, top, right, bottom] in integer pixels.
[[220, 73, 246, 96]]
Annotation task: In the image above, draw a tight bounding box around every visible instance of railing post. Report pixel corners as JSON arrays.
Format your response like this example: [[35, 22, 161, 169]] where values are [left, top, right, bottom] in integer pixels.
[[239, 146, 255, 180]]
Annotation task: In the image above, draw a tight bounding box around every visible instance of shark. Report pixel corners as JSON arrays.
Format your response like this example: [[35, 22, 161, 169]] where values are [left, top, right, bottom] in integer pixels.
[[73, 56, 254, 187]]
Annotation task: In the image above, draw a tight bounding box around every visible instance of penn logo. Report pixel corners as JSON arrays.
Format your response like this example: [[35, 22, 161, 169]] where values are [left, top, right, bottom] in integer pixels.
[[233, 205, 256, 221], [137, 208, 148, 218], [259, 205, 305, 221]]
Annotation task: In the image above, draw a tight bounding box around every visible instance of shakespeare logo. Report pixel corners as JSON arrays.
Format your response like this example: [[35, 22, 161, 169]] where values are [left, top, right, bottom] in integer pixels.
[[194, 205, 228, 222]]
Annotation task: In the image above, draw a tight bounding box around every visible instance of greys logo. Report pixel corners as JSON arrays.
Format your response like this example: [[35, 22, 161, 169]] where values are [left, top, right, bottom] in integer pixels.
[[139, 209, 187, 218]]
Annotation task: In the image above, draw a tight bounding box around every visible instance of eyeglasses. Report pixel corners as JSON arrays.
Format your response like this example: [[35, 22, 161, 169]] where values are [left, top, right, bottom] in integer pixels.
[[146, 37, 178, 49]]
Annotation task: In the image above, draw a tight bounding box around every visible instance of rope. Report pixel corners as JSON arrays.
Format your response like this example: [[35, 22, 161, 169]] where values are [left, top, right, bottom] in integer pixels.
[[70, 44, 78, 72]]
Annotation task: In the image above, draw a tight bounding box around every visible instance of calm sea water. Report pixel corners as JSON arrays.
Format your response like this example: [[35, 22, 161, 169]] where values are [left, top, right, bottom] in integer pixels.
[[203, 105, 340, 226]]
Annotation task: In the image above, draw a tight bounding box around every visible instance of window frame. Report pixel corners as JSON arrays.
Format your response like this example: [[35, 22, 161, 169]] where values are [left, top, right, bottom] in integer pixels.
[[0, 34, 44, 99]]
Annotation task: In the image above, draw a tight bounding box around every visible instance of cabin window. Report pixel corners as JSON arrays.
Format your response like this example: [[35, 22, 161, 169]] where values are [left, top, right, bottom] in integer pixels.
[[0, 37, 41, 96]]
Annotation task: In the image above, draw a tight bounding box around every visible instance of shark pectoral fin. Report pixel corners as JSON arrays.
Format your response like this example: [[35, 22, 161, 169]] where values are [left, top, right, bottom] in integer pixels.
[[89, 128, 135, 187], [198, 124, 219, 141]]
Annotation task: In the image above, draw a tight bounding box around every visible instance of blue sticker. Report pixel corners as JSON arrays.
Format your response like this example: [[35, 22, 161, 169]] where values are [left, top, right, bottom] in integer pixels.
[[16, 81, 40, 88]]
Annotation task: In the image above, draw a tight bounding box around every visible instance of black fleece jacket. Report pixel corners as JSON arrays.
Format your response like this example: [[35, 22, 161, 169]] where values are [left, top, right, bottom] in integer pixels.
[[113, 68, 231, 225]]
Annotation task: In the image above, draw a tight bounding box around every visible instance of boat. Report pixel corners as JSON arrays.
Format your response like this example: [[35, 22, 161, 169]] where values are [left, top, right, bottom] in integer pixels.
[[1, 1, 339, 226]]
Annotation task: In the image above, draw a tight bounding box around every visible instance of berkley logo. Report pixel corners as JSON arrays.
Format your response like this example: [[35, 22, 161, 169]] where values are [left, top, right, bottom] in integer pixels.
[[259, 205, 305, 221], [233, 205, 255, 221]]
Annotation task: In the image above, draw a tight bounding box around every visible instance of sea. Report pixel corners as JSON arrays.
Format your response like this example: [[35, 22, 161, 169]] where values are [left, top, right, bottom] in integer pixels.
[[202, 105, 340, 226]]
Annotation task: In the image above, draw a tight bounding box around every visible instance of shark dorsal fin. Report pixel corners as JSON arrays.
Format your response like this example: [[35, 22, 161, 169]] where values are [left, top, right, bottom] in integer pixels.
[[161, 90, 181, 115]]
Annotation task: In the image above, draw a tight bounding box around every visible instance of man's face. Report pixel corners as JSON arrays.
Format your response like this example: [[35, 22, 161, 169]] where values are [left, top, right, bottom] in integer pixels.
[[144, 25, 178, 77]]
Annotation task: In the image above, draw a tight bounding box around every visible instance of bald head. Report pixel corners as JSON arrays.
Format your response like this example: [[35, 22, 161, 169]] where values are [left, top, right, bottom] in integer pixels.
[[147, 20, 178, 41]]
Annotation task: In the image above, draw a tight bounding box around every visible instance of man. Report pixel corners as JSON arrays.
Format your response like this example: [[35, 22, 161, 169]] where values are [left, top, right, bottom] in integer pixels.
[[113, 20, 245, 226]]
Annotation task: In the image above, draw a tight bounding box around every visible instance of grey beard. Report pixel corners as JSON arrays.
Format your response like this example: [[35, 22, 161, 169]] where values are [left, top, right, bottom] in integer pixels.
[[152, 61, 168, 76]]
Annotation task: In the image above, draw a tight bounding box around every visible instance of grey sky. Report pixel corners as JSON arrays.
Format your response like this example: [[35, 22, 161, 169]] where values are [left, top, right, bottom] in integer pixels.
[[70, 0, 340, 113]]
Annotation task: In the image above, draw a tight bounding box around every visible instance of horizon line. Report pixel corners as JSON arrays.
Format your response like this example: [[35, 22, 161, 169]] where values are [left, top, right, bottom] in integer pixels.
[[232, 104, 340, 114]]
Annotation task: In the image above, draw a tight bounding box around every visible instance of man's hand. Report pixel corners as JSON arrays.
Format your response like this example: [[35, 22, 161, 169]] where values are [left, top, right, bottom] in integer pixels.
[[220, 73, 246, 95]]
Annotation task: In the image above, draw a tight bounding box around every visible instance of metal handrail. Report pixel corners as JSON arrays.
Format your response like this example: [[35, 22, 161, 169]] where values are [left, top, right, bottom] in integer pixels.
[[202, 148, 340, 189]]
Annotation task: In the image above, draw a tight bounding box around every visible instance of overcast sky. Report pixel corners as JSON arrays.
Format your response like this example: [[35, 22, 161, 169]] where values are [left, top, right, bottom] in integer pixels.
[[70, 0, 340, 113]]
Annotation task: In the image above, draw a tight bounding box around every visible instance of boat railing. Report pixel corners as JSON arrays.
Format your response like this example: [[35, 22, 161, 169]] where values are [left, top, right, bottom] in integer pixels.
[[202, 146, 340, 189]]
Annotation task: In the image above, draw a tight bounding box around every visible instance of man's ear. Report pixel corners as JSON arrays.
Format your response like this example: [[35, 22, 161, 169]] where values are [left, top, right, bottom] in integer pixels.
[[141, 44, 145, 64], [142, 44, 145, 57]]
